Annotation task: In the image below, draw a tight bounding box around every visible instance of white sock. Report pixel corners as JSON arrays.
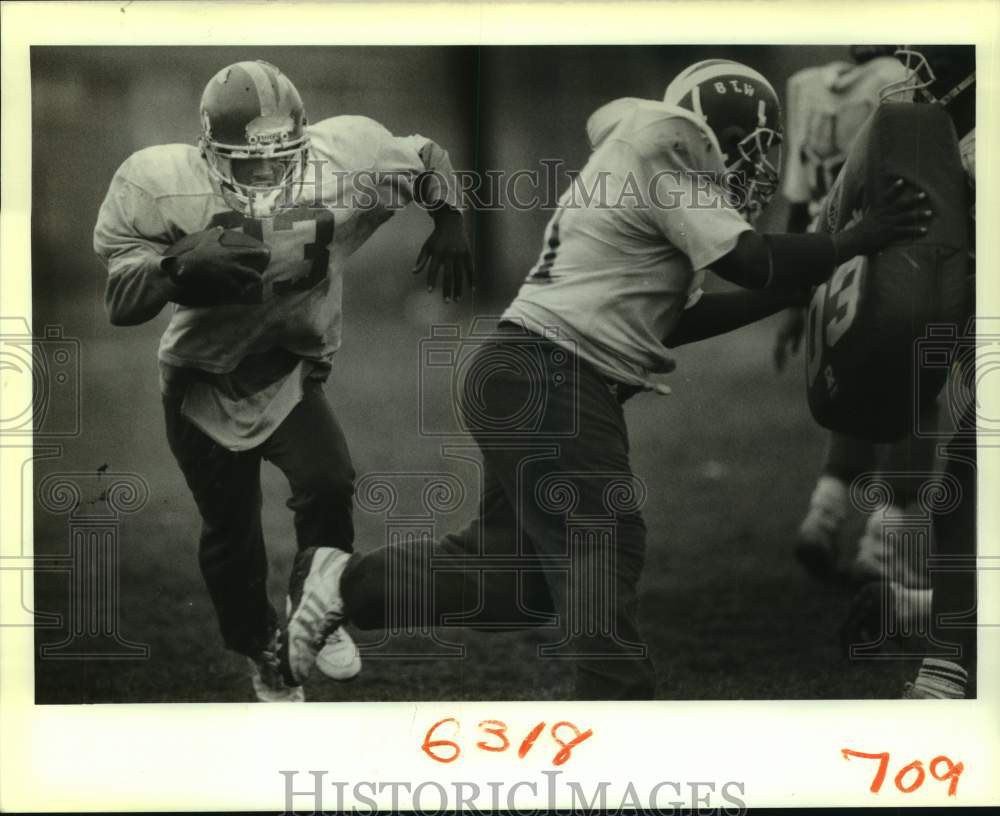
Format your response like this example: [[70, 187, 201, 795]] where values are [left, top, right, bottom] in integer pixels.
[[857, 503, 905, 559], [892, 585, 933, 630], [810, 474, 849, 518], [912, 657, 968, 699]]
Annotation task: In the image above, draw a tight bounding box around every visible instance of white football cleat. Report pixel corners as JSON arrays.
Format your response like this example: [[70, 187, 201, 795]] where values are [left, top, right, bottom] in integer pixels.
[[249, 632, 305, 703], [279, 546, 351, 686], [284, 596, 362, 682], [317, 627, 362, 681]]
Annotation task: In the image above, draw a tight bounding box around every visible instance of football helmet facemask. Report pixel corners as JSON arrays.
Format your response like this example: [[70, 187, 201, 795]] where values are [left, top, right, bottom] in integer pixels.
[[880, 45, 976, 106], [200, 60, 310, 218], [664, 59, 783, 220]]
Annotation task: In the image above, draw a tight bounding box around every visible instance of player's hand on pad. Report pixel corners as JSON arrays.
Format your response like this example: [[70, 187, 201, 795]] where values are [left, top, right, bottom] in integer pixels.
[[834, 176, 934, 259], [161, 226, 270, 307], [412, 207, 476, 303]]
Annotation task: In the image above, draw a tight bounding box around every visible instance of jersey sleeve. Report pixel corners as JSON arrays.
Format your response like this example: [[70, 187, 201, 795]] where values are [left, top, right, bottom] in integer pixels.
[[631, 116, 752, 271], [93, 155, 177, 325], [314, 116, 460, 211], [374, 127, 461, 211]]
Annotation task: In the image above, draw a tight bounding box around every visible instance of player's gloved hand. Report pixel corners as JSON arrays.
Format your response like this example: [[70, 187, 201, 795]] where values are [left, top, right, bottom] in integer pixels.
[[773, 306, 805, 372], [833, 176, 934, 261], [160, 226, 270, 307], [412, 207, 476, 303]]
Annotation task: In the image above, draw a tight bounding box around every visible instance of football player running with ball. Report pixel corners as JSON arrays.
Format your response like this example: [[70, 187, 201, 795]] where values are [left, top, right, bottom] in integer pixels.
[[94, 61, 473, 702], [277, 60, 933, 700]]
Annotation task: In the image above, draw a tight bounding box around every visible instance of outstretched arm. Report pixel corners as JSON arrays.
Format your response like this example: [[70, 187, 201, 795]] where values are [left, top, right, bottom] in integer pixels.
[[409, 140, 475, 302], [664, 178, 932, 349], [711, 177, 932, 291], [665, 286, 807, 348]]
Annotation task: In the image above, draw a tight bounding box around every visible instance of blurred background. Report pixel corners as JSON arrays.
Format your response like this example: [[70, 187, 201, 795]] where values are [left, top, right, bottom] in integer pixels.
[[32, 45, 922, 703]]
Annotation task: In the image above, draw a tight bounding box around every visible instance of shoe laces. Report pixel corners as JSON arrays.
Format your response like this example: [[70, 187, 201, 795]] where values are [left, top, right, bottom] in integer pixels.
[[306, 610, 342, 652], [251, 649, 288, 690]]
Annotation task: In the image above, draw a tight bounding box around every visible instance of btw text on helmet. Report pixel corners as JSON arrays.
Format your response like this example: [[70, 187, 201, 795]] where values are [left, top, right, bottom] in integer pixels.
[[664, 59, 783, 220], [199, 60, 310, 218]]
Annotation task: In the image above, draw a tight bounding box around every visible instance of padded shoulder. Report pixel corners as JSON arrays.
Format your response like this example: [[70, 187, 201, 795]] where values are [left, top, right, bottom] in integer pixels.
[[116, 144, 212, 198]]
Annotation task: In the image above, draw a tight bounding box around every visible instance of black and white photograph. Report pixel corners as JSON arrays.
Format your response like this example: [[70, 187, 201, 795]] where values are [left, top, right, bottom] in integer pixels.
[[2, 0, 998, 811], [26, 40, 979, 704]]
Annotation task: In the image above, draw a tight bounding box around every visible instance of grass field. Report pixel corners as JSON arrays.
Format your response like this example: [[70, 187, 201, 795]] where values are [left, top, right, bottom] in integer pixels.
[[32, 296, 920, 704]]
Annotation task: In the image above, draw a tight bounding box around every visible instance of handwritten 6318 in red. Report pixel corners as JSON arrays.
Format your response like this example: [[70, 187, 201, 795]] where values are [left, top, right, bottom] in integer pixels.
[[422, 718, 593, 766], [842, 749, 964, 796]]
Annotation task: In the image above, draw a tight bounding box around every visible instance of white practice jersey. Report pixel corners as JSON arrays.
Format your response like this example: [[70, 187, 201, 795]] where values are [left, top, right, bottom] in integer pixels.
[[783, 57, 908, 218], [503, 97, 752, 387], [95, 115, 454, 449]]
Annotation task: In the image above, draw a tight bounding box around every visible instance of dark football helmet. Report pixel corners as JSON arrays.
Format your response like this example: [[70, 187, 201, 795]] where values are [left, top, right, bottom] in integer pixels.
[[199, 60, 310, 218], [663, 59, 783, 220]]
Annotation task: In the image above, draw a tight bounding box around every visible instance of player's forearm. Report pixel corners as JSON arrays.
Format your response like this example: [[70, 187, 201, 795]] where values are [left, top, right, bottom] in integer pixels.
[[417, 140, 460, 211], [711, 230, 850, 291], [105, 257, 178, 326], [664, 288, 808, 348]]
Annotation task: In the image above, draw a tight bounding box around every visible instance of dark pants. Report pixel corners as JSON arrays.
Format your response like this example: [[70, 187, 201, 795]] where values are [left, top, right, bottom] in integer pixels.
[[342, 327, 656, 699], [164, 379, 356, 657]]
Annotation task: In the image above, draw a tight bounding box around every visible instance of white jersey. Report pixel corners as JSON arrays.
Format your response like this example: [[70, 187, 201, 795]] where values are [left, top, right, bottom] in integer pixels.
[[503, 98, 752, 387], [95, 115, 450, 372], [783, 57, 908, 218], [94, 115, 454, 449]]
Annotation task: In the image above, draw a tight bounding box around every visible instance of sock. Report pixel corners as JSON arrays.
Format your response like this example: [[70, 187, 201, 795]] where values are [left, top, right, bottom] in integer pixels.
[[912, 657, 968, 699], [857, 504, 904, 562], [892, 584, 933, 631], [807, 475, 849, 524]]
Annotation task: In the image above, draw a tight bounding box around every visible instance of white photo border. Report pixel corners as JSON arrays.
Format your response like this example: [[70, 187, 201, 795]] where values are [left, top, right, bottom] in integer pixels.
[[2, 0, 998, 810]]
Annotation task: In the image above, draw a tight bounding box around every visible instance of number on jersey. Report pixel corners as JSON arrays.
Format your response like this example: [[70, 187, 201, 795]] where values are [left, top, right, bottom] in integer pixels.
[[208, 206, 335, 294], [529, 209, 564, 281]]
